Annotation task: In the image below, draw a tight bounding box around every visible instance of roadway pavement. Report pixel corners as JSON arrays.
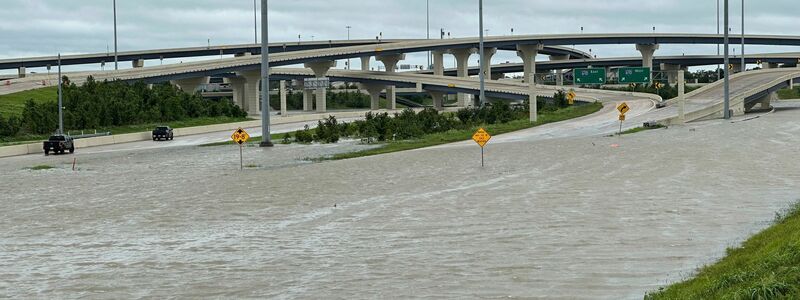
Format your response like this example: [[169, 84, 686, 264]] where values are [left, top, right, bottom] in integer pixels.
[[3, 99, 800, 298]]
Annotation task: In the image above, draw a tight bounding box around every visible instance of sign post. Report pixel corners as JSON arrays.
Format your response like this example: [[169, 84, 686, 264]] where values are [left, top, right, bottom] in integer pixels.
[[566, 90, 576, 105], [472, 128, 492, 167], [617, 102, 630, 135], [231, 127, 251, 170]]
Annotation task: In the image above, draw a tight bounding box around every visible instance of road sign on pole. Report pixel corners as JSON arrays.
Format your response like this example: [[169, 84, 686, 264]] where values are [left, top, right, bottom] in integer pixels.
[[618, 67, 651, 84], [566, 90, 576, 105], [617, 102, 630, 115], [231, 128, 250, 170], [472, 128, 491, 167], [574, 68, 606, 85]]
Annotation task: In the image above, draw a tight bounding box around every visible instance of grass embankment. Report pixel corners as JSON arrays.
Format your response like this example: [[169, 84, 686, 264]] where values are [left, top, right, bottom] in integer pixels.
[[328, 102, 603, 160], [0, 116, 251, 147], [777, 87, 800, 100], [0, 86, 56, 116], [28, 165, 54, 170], [646, 202, 800, 299]]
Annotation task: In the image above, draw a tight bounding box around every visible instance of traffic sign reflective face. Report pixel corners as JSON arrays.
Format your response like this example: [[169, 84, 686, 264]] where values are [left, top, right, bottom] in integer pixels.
[[231, 128, 250, 145], [617, 102, 630, 115], [618, 67, 651, 84], [574, 68, 606, 85], [472, 128, 491, 148]]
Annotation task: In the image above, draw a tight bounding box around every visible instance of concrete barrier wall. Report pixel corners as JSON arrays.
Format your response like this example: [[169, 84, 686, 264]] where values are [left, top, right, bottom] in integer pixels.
[[0, 111, 376, 158]]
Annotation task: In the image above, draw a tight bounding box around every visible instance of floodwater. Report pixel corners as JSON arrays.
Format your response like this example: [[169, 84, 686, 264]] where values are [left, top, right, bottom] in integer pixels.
[[3, 103, 800, 299]]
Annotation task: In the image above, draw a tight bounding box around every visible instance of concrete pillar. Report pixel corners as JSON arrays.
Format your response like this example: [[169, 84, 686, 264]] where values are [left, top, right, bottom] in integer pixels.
[[376, 54, 405, 110], [678, 70, 685, 123], [239, 70, 261, 116], [132, 59, 144, 68], [315, 87, 327, 112], [432, 50, 445, 76], [636, 44, 659, 70], [517, 44, 544, 83], [549, 55, 569, 86], [234, 52, 252, 57], [304, 61, 336, 113], [279, 80, 287, 117], [360, 56, 371, 71], [528, 74, 537, 123], [429, 91, 445, 110], [730, 63, 742, 74], [362, 83, 385, 110], [17, 67, 25, 78], [171, 76, 209, 93], [481, 48, 498, 80], [229, 77, 246, 109], [491, 73, 504, 80], [660, 63, 683, 85], [450, 48, 476, 107], [303, 89, 313, 111], [791, 78, 795, 90]]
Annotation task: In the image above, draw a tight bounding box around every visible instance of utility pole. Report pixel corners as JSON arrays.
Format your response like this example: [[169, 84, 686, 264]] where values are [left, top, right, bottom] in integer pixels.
[[478, 0, 485, 107], [723, 0, 730, 119], [427, 0, 431, 70], [113, 0, 118, 70], [58, 54, 64, 135], [259, 0, 273, 147]]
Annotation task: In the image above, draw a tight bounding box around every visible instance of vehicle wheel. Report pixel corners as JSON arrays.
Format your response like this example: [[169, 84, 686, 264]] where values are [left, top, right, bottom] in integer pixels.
[[44, 150, 49, 156], [69, 146, 75, 154], [153, 137, 157, 141], [169, 134, 174, 140]]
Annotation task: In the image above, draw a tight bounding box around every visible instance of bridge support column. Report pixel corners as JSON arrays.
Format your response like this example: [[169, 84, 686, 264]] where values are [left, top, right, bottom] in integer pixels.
[[549, 55, 570, 86], [360, 56, 371, 71], [376, 54, 406, 110], [746, 92, 777, 111], [432, 50, 445, 76], [279, 80, 287, 117], [229, 77, 246, 109], [660, 63, 683, 85], [17, 67, 25, 78], [636, 43, 659, 71], [451, 48, 476, 107], [791, 78, 795, 90], [491, 73, 504, 80], [239, 71, 262, 116], [429, 91, 445, 111], [481, 48, 497, 81], [132, 59, 144, 68], [517, 44, 544, 84], [303, 88, 313, 111], [361, 83, 385, 110], [171, 76, 209, 93], [304, 61, 337, 113], [762, 62, 779, 69], [730, 63, 742, 74]]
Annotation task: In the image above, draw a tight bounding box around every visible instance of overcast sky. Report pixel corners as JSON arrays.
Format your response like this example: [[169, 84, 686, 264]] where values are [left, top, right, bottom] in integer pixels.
[[2, 0, 800, 73]]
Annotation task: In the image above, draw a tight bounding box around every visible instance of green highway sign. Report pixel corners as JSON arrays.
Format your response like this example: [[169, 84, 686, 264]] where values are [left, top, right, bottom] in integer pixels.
[[618, 67, 651, 83], [574, 68, 606, 85]]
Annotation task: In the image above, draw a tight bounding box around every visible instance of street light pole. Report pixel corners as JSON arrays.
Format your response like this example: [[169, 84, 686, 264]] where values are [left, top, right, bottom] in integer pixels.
[[723, 0, 730, 119], [717, 0, 721, 81], [741, 0, 745, 73], [113, 0, 118, 70], [58, 54, 64, 135], [259, 0, 273, 147], [478, 0, 485, 107], [427, 0, 430, 69], [253, 0, 258, 44]]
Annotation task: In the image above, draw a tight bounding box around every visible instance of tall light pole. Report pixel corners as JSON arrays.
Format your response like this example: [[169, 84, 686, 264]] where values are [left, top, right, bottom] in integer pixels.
[[740, 0, 745, 73], [259, 0, 273, 147], [427, 0, 430, 69], [253, 0, 258, 44], [723, 0, 730, 119], [57, 54, 64, 135], [478, 0, 486, 107], [346, 26, 351, 69], [113, 0, 118, 70], [717, 0, 722, 80]]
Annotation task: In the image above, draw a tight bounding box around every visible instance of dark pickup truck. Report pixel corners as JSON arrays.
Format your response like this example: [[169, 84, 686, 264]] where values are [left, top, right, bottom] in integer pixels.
[[152, 126, 174, 141], [43, 134, 75, 155]]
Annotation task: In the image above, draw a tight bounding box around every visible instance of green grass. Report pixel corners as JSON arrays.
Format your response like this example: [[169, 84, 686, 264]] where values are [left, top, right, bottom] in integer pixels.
[[0, 86, 57, 116], [645, 201, 800, 299], [620, 124, 665, 135], [777, 87, 800, 100], [326, 102, 603, 161], [0, 116, 251, 147], [28, 165, 55, 170]]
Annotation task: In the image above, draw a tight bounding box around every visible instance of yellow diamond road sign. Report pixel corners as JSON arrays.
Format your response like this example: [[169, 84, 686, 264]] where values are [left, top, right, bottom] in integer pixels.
[[472, 128, 491, 148], [617, 102, 630, 115], [231, 128, 250, 145]]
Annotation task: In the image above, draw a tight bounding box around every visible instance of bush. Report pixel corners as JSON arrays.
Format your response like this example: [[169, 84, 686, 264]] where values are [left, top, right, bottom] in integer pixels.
[[294, 125, 314, 143]]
